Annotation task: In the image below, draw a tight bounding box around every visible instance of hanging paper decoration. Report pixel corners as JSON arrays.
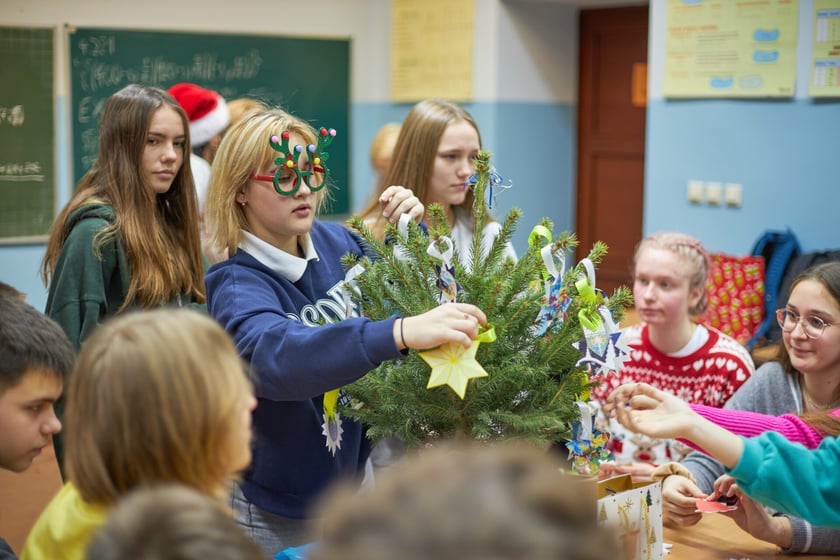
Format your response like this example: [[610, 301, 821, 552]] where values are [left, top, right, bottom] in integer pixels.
[[392, 213, 412, 262], [565, 401, 612, 475], [339, 263, 365, 318], [528, 225, 552, 284], [327, 264, 365, 451], [321, 389, 344, 455], [427, 236, 460, 303], [534, 242, 572, 335], [573, 306, 632, 376], [571, 259, 631, 377], [420, 326, 496, 399], [465, 166, 512, 209]]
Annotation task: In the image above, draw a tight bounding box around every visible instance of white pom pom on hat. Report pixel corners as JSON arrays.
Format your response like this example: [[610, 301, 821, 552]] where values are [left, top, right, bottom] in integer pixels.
[[167, 83, 230, 147]]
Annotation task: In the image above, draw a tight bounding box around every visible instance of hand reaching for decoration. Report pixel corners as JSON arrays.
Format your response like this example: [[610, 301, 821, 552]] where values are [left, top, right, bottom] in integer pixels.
[[401, 303, 487, 350], [606, 382, 698, 440], [378, 185, 424, 225]]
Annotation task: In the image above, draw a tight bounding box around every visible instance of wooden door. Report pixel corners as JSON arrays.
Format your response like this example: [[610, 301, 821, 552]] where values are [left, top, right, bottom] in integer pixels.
[[576, 6, 649, 295]]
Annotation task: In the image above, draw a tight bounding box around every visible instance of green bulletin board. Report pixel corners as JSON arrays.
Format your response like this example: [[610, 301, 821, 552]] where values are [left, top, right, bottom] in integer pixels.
[[68, 27, 351, 215], [0, 26, 55, 243]]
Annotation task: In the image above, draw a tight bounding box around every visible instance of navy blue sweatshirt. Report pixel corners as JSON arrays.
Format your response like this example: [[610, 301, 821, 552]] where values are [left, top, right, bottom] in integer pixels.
[[205, 220, 402, 518]]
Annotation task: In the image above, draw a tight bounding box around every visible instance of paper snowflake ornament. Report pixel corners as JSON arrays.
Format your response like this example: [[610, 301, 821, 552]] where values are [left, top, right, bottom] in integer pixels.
[[570, 260, 631, 376], [321, 389, 343, 455], [573, 308, 632, 376], [321, 412, 344, 455], [420, 340, 489, 399]]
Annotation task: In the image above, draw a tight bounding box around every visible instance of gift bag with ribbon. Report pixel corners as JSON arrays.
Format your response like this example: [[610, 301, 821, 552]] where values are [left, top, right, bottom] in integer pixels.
[[597, 474, 663, 560], [699, 253, 765, 345]]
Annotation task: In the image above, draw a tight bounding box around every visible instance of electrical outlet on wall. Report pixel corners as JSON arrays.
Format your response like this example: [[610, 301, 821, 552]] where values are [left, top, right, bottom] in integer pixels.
[[705, 182, 722, 205], [687, 180, 704, 203], [725, 183, 743, 207]]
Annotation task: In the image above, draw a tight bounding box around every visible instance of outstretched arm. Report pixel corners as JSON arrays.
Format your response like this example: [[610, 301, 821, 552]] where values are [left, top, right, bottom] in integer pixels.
[[687, 403, 831, 449], [609, 383, 840, 528], [606, 383, 745, 468]]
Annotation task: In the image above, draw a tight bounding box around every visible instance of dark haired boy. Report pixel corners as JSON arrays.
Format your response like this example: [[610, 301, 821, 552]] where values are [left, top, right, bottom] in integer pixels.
[[0, 293, 74, 559]]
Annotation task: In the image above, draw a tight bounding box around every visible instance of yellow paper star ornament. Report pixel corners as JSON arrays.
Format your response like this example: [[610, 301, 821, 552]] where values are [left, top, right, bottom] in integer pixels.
[[419, 326, 496, 399]]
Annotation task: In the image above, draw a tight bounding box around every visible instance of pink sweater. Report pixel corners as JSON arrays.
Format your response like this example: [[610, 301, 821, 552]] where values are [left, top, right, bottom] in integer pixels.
[[688, 403, 840, 450]]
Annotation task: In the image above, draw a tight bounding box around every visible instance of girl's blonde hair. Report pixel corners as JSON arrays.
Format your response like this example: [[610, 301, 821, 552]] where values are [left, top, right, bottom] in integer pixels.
[[65, 309, 253, 505], [41, 84, 205, 308], [226, 98, 266, 130], [633, 232, 710, 315], [359, 99, 484, 241], [207, 108, 325, 256], [369, 122, 401, 176]]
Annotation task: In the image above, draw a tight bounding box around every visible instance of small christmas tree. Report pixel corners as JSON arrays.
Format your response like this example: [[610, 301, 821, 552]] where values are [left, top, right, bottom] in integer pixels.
[[341, 149, 631, 449]]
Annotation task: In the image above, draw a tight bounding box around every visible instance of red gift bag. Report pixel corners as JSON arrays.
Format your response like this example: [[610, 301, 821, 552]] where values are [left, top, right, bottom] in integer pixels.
[[699, 253, 765, 345]]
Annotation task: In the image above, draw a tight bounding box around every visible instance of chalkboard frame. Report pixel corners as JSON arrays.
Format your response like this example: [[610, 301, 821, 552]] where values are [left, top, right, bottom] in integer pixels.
[[0, 25, 56, 245], [68, 26, 351, 215]]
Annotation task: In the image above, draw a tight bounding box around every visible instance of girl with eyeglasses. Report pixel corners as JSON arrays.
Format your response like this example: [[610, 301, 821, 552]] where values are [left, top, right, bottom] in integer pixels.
[[605, 261, 840, 554], [203, 108, 487, 555]]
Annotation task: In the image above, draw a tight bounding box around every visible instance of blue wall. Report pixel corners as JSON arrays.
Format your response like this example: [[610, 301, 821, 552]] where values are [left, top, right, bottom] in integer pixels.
[[644, 98, 840, 254], [644, 0, 840, 255]]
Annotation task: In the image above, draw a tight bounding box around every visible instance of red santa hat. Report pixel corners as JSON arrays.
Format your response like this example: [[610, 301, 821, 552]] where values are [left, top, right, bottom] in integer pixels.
[[167, 83, 230, 147]]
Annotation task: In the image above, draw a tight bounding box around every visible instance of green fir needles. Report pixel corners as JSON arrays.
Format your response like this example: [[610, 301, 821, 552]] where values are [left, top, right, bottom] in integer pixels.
[[342, 149, 631, 448]]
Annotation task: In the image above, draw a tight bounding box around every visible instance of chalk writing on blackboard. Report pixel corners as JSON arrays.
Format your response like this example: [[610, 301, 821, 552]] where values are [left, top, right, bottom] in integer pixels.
[[0, 162, 45, 183], [0, 105, 39, 181], [0, 105, 25, 126], [69, 27, 351, 214], [0, 26, 55, 242]]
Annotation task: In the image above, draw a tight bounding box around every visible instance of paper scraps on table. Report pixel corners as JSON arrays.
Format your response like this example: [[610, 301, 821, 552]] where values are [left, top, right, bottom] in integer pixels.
[[695, 498, 738, 513]]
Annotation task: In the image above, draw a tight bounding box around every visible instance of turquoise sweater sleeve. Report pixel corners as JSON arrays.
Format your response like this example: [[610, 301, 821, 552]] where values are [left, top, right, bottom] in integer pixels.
[[728, 432, 840, 527]]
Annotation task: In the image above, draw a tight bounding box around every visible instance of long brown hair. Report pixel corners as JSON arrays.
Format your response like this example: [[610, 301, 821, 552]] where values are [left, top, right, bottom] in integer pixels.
[[359, 99, 484, 240], [41, 84, 205, 308], [799, 412, 840, 438]]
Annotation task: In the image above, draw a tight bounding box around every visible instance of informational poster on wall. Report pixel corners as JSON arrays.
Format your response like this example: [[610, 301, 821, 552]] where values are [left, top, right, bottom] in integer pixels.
[[809, 0, 840, 96], [663, 0, 798, 98], [390, 0, 473, 102]]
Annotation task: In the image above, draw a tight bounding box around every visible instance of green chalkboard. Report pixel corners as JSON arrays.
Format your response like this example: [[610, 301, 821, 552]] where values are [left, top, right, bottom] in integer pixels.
[[68, 27, 350, 214], [0, 26, 55, 243]]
